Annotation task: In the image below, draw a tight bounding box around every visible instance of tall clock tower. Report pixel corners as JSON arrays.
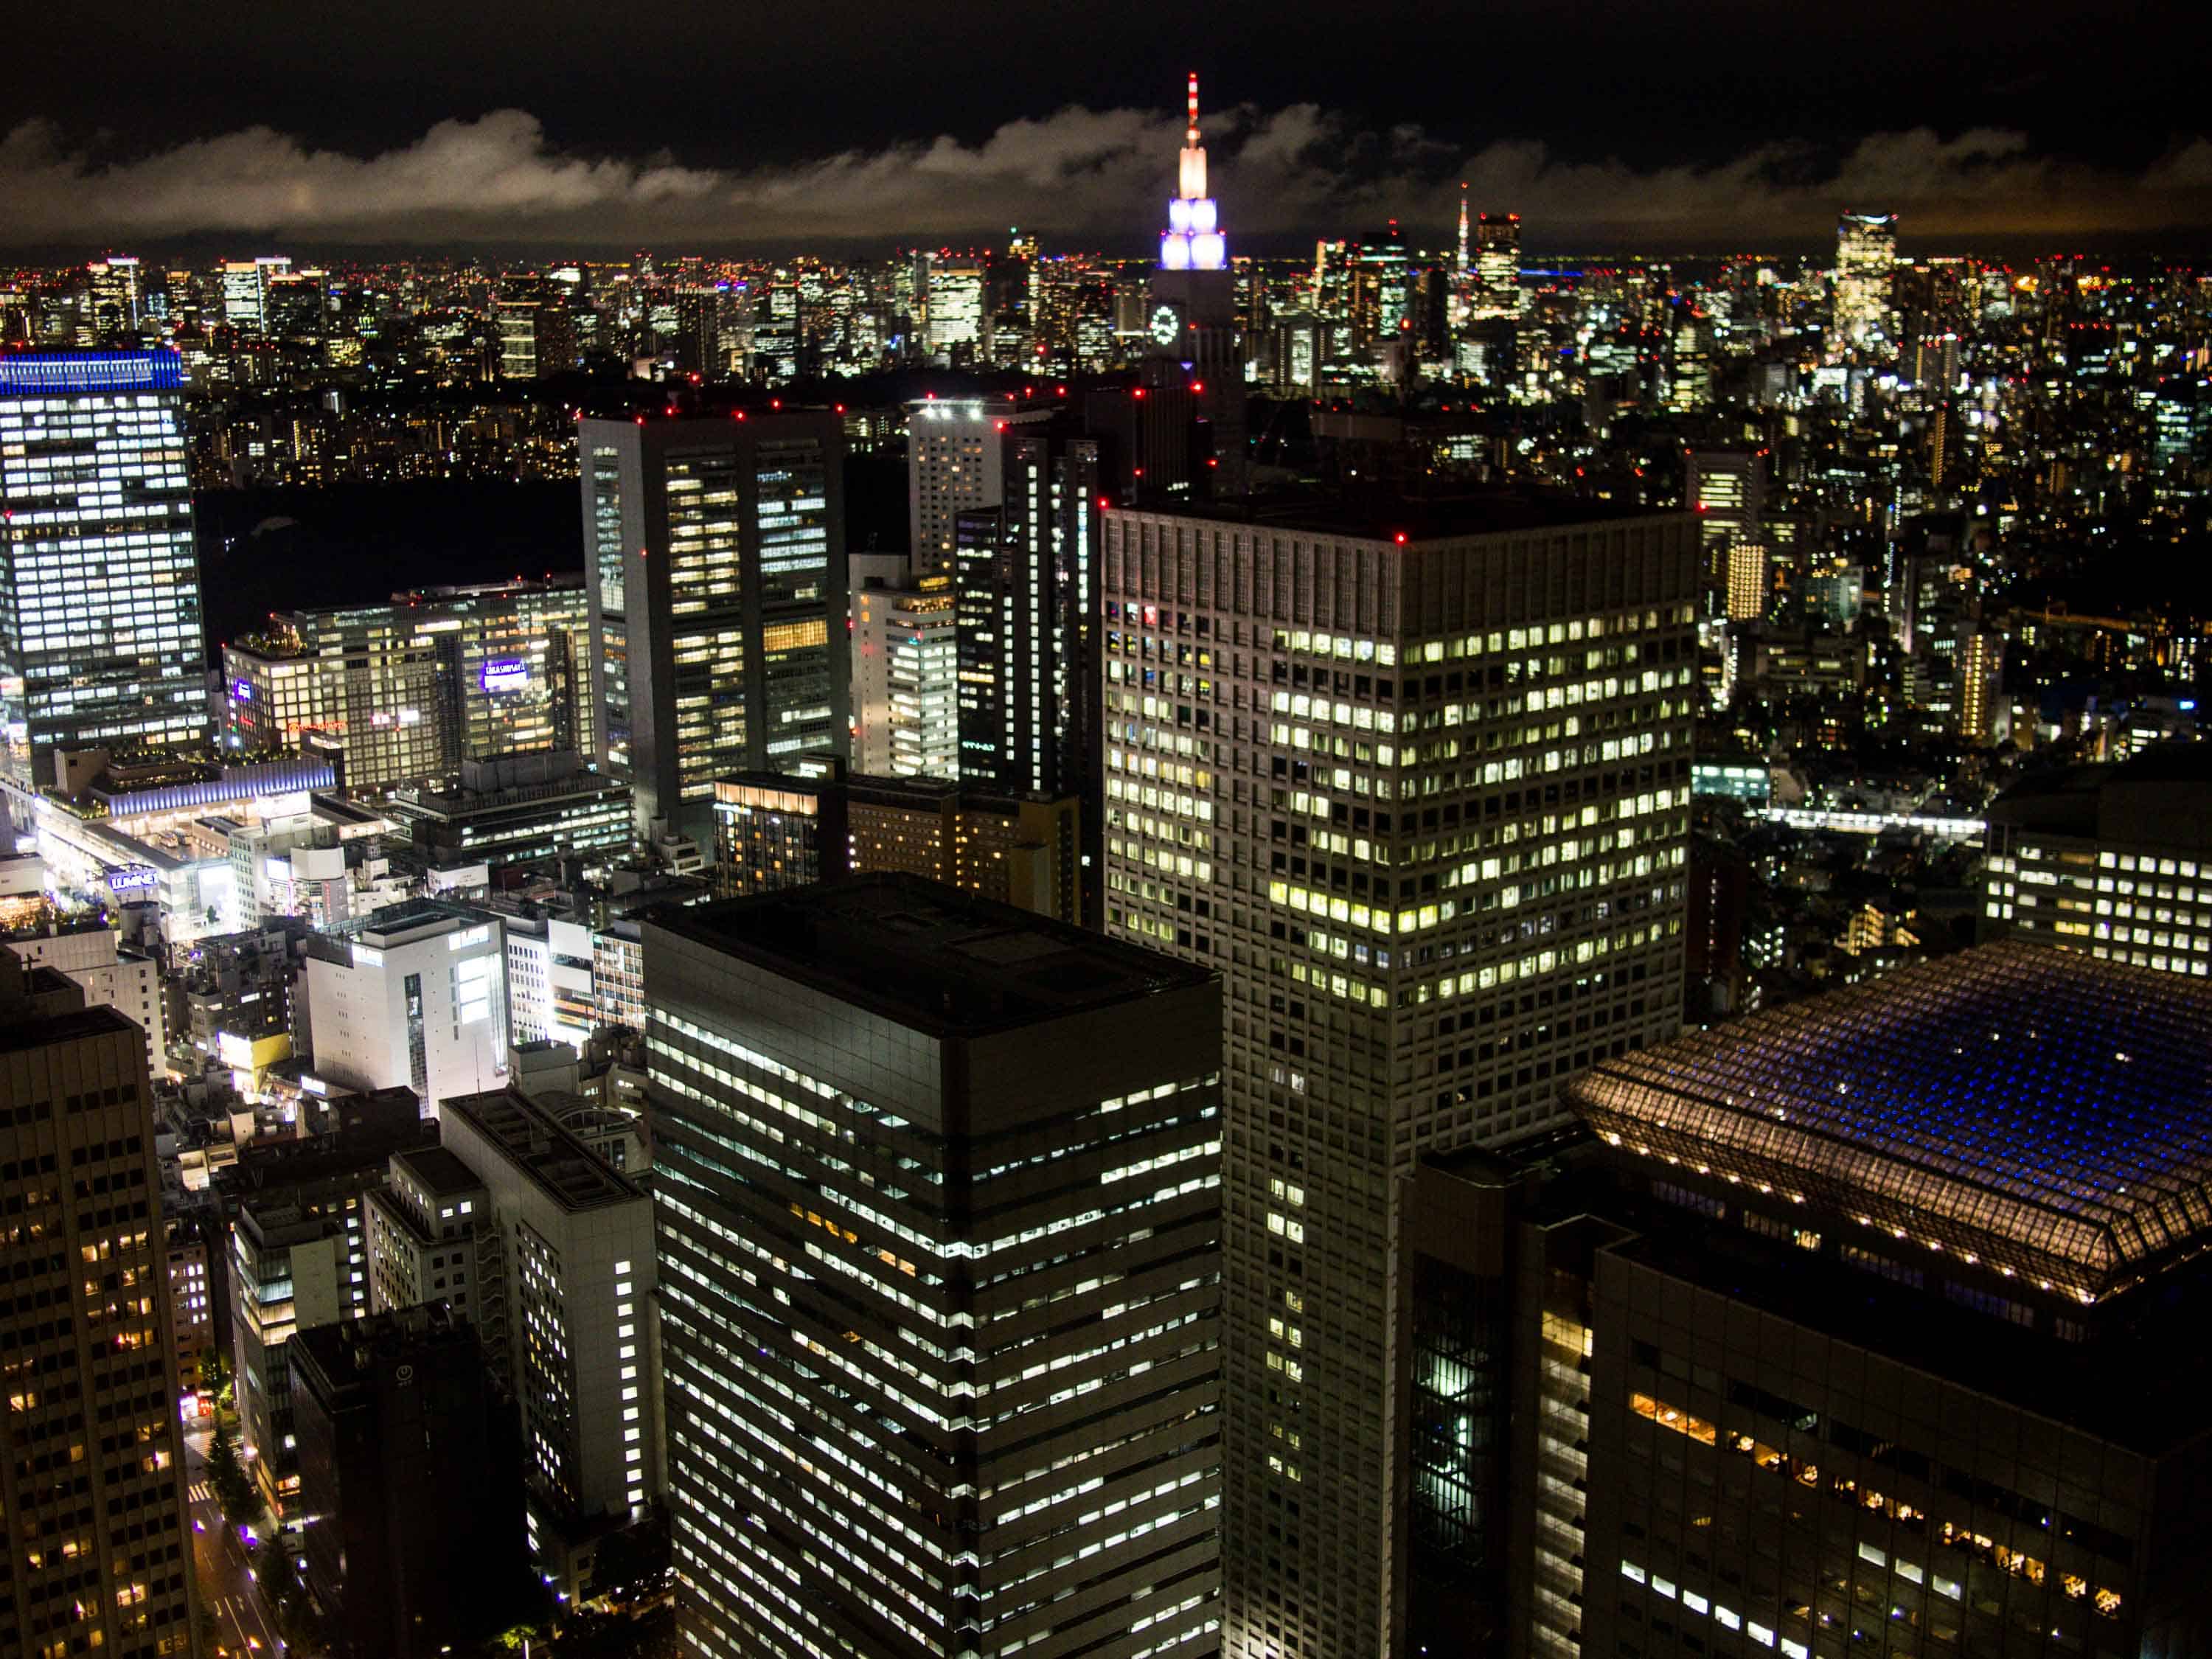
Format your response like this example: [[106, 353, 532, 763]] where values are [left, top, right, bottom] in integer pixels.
[[1148, 73, 1246, 494]]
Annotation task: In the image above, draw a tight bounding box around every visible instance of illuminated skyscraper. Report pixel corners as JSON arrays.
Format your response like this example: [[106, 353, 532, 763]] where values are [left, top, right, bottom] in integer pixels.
[[1149, 74, 1247, 490], [1102, 496, 1699, 1658], [0, 945, 198, 1659], [852, 570, 958, 778], [1725, 541, 1770, 622], [1472, 213, 1522, 320], [578, 410, 847, 839], [647, 877, 1224, 1659], [905, 401, 1052, 574], [1833, 211, 1899, 357], [924, 256, 986, 359], [0, 350, 206, 787], [84, 255, 142, 344]]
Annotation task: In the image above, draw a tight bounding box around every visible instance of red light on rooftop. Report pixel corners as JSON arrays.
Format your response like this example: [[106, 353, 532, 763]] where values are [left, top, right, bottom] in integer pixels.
[[1191, 380, 1204, 393], [835, 404, 846, 414], [1133, 388, 1146, 399], [995, 421, 1006, 431], [771, 398, 780, 409], [1056, 386, 1066, 397], [1394, 532, 1408, 544]]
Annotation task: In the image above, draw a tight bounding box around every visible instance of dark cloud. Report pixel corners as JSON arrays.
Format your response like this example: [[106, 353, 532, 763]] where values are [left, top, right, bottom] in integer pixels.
[[1, 104, 2207, 251]]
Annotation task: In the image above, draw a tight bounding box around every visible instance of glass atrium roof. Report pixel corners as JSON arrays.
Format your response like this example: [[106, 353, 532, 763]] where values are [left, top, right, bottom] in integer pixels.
[[1568, 942, 2212, 1297]]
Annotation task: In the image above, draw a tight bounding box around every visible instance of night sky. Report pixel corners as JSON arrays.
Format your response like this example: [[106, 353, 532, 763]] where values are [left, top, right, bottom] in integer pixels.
[[6, 0, 2208, 251]]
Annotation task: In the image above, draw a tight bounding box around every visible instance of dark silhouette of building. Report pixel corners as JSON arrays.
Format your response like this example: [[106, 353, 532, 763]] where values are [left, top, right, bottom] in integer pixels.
[[292, 1304, 535, 1659]]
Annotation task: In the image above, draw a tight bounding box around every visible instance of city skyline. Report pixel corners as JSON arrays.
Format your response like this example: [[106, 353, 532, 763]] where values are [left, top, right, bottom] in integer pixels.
[[4, 7, 2212, 252]]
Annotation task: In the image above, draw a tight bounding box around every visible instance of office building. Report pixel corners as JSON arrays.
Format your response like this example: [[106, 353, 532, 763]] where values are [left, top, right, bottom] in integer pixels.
[[167, 1220, 217, 1385], [362, 1143, 488, 1316], [1956, 628, 2002, 744], [852, 571, 959, 779], [1101, 495, 1698, 1659], [712, 770, 1083, 922], [438, 1087, 663, 1583], [0, 946, 197, 1659], [0, 917, 169, 1078], [907, 401, 1052, 573], [923, 256, 986, 358], [645, 876, 1225, 1659], [1148, 75, 1245, 491], [85, 255, 143, 343], [497, 285, 576, 380], [234, 1190, 375, 1512], [223, 613, 450, 789], [1726, 541, 1770, 623], [952, 423, 1106, 831], [708, 775, 844, 897], [220, 1103, 438, 1509], [293, 1306, 534, 1659], [0, 350, 206, 787], [1472, 213, 1523, 321], [223, 580, 594, 788], [501, 914, 599, 1051], [579, 410, 848, 840], [385, 751, 633, 871], [1834, 212, 1899, 356], [302, 903, 510, 1113], [1984, 741, 2212, 975], [220, 256, 290, 334], [1684, 447, 1767, 605], [1552, 942, 2212, 1658], [400, 579, 597, 763]]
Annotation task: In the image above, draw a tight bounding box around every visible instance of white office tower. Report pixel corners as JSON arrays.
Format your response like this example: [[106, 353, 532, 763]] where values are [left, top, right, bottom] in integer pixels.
[[437, 1086, 664, 1591], [0, 351, 207, 787], [1101, 496, 1699, 1658], [906, 402, 1052, 575], [852, 571, 959, 778], [302, 902, 510, 1113], [645, 876, 1225, 1659]]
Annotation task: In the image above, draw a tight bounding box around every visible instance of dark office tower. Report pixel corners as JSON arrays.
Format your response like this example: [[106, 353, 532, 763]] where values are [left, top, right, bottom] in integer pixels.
[[0, 945, 198, 1659], [1102, 497, 1700, 1659], [644, 875, 1225, 1659], [577, 410, 848, 841], [675, 285, 727, 378], [1150, 74, 1246, 493], [0, 351, 206, 787], [1557, 942, 2212, 1659], [952, 428, 1105, 795], [291, 1306, 535, 1659]]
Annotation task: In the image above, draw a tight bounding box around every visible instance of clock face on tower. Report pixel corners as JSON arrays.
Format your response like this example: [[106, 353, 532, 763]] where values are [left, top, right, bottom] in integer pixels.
[[1149, 304, 1182, 347]]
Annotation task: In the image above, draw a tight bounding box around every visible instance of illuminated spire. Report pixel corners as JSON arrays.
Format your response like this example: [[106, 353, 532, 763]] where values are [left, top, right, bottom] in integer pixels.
[[1456, 183, 1470, 276], [1160, 73, 1225, 272]]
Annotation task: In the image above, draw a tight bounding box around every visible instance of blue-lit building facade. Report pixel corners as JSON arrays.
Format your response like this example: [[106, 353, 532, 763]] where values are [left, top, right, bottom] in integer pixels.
[[0, 350, 206, 787], [1395, 942, 2212, 1658]]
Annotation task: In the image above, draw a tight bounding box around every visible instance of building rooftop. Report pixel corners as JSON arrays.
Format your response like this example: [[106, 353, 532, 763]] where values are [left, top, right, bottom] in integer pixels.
[[1121, 490, 1672, 543], [1989, 741, 2212, 850], [1567, 942, 2212, 1299], [653, 873, 1212, 1037], [440, 1087, 644, 1213], [394, 1144, 484, 1198]]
